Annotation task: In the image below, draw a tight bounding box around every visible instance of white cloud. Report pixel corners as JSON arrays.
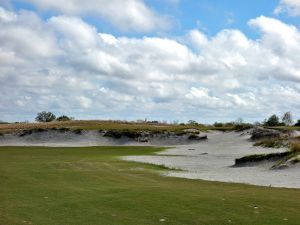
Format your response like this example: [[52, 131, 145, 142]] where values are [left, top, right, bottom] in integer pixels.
[[275, 0, 300, 16], [188, 30, 208, 49], [0, 6, 16, 22], [0, 7, 300, 122], [77, 96, 92, 109], [20, 0, 171, 32]]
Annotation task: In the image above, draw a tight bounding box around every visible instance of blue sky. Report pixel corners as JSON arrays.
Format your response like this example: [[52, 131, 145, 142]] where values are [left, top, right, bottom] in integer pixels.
[[10, 0, 300, 37], [0, 0, 300, 123]]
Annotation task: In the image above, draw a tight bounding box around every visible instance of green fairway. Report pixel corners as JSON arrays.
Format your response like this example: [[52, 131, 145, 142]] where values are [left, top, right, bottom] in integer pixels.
[[0, 146, 299, 225]]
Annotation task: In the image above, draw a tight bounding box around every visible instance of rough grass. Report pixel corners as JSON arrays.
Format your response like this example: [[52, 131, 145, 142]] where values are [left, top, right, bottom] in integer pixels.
[[235, 143, 300, 167], [1, 146, 300, 225], [253, 138, 289, 148], [235, 152, 291, 165], [290, 142, 300, 153], [268, 126, 300, 131], [0, 120, 236, 134]]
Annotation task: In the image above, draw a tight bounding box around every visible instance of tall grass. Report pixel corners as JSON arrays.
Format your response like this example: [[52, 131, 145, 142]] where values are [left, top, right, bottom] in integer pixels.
[[291, 143, 300, 153]]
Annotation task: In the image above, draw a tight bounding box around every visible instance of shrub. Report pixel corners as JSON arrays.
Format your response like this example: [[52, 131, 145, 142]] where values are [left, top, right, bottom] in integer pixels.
[[56, 115, 72, 122], [234, 123, 253, 131], [214, 122, 223, 127]]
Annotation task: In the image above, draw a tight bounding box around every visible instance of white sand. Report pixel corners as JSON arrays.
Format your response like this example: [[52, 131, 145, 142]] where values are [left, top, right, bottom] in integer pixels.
[[124, 131, 300, 188]]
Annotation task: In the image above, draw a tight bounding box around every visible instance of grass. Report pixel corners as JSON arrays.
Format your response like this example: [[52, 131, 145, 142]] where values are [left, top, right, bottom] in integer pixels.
[[268, 126, 300, 131], [235, 143, 300, 168], [0, 146, 300, 225], [290, 142, 300, 153], [0, 120, 235, 134], [253, 138, 289, 148], [234, 152, 291, 165]]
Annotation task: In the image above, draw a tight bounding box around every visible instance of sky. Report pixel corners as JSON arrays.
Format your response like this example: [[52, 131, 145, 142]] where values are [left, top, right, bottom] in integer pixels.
[[0, 0, 300, 123]]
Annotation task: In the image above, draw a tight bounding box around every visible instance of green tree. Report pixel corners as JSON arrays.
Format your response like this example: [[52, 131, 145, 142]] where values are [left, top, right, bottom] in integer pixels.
[[35, 111, 56, 122], [264, 114, 280, 127]]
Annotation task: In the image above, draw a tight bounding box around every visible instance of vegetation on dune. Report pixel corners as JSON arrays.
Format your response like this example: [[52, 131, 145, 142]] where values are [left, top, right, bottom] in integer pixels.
[[2, 110, 300, 135], [0, 146, 300, 225], [0, 120, 220, 134], [290, 143, 300, 153], [235, 143, 300, 168], [253, 138, 289, 148], [235, 152, 291, 165]]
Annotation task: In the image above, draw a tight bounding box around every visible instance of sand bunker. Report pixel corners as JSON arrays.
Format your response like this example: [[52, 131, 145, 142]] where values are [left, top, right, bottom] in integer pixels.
[[0, 129, 206, 146], [124, 131, 300, 188], [1, 129, 299, 188]]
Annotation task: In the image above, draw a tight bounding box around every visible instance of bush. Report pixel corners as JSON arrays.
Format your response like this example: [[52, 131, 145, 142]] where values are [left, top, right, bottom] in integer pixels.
[[56, 115, 72, 122], [295, 120, 300, 127], [35, 111, 56, 122], [214, 122, 223, 127], [234, 123, 253, 131]]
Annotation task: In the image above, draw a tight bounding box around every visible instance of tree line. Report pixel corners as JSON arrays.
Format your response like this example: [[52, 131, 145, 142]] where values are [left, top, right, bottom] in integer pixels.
[[35, 111, 73, 122], [263, 112, 299, 127], [33, 111, 300, 127]]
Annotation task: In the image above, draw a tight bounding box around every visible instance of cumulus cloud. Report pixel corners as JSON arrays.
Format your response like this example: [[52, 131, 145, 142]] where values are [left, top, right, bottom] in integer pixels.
[[17, 0, 171, 32], [275, 0, 300, 16], [0, 7, 300, 122]]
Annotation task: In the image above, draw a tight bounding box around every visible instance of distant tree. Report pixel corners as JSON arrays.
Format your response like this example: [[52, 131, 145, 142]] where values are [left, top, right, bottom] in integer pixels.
[[235, 118, 244, 125], [264, 114, 280, 127], [35, 111, 56, 122], [56, 115, 72, 122], [282, 112, 293, 126], [295, 120, 300, 127], [214, 122, 223, 127], [188, 120, 198, 126], [254, 121, 262, 127], [172, 120, 179, 125]]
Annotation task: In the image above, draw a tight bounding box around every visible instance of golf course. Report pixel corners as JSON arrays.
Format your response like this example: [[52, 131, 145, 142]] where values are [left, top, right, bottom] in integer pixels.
[[1, 146, 299, 225]]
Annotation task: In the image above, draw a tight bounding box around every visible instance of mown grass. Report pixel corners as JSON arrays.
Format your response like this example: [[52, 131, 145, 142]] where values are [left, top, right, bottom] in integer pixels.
[[0, 146, 300, 225]]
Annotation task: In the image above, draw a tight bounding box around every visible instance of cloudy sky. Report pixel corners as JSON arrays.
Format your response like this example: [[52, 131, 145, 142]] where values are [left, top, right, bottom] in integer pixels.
[[0, 0, 300, 123]]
